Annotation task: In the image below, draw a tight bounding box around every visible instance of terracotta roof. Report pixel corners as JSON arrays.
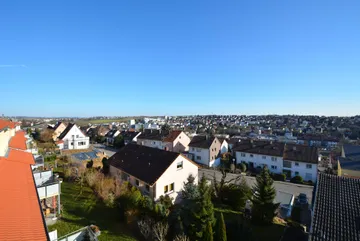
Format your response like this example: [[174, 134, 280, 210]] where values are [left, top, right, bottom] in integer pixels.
[[56, 140, 64, 144], [0, 133, 48, 240], [9, 131, 27, 150], [163, 130, 182, 142], [0, 119, 16, 130]]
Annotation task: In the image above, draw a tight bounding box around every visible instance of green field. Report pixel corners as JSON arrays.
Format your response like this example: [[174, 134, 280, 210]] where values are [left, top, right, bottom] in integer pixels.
[[48, 181, 138, 241], [75, 118, 134, 126]]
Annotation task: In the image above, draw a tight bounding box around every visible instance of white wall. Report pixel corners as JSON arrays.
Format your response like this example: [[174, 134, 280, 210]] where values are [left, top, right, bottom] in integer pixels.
[[138, 139, 163, 150], [155, 155, 198, 201], [235, 151, 283, 174], [283, 160, 318, 182], [220, 141, 228, 154], [62, 125, 89, 150], [189, 147, 209, 166]]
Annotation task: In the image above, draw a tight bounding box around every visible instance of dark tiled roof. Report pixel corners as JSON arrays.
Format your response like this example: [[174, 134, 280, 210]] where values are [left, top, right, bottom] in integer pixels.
[[338, 157, 360, 171], [108, 144, 180, 185], [137, 129, 163, 141], [120, 131, 140, 141], [105, 129, 118, 138], [188, 135, 216, 149], [283, 144, 318, 164], [233, 140, 284, 157], [310, 173, 360, 241], [58, 123, 75, 140], [343, 144, 360, 160]]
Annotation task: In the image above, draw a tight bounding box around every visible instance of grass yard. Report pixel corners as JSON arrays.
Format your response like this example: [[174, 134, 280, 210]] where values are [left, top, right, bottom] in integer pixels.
[[48, 181, 138, 241]]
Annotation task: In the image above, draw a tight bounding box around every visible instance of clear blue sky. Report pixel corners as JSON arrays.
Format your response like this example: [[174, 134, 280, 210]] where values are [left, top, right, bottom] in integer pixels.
[[1, 0, 359, 117]]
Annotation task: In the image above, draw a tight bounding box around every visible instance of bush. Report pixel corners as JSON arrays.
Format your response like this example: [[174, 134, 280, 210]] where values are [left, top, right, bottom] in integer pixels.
[[290, 175, 303, 184], [239, 163, 247, 172], [272, 173, 286, 182]]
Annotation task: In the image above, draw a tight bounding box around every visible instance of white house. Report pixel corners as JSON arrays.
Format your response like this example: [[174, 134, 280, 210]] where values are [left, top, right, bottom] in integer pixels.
[[188, 135, 221, 167], [234, 140, 318, 182], [57, 123, 90, 150], [108, 144, 198, 202]]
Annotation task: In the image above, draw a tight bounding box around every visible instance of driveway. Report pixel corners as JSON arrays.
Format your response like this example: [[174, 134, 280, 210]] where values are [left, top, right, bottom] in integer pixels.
[[92, 144, 118, 157], [199, 169, 314, 203]]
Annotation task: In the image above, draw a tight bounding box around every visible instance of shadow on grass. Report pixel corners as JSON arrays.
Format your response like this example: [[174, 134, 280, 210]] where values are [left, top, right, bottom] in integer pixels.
[[49, 181, 140, 241]]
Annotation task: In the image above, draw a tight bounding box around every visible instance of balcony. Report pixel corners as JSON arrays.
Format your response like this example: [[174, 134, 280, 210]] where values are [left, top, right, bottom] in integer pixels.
[[49, 225, 100, 241], [37, 183, 60, 199], [34, 170, 61, 199]]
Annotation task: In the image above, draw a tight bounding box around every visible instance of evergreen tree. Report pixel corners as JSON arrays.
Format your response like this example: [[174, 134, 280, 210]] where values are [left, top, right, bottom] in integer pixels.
[[251, 167, 279, 225], [203, 221, 214, 241], [215, 213, 227, 241]]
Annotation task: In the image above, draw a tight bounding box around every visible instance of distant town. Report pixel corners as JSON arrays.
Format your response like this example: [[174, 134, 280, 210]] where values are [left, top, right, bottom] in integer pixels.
[[1, 114, 360, 241]]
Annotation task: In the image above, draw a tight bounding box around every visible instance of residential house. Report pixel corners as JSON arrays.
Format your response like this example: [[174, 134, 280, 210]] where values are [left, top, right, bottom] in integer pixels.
[[234, 140, 318, 182], [188, 135, 221, 167], [57, 123, 90, 150], [108, 144, 198, 202], [137, 129, 191, 153], [0, 119, 49, 240], [218, 138, 229, 154], [337, 144, 360, 177], [51, 122, 67, 141], [310, 173, 360, 241], [120, 131, 142, 145], [105, 129, 120, 145]]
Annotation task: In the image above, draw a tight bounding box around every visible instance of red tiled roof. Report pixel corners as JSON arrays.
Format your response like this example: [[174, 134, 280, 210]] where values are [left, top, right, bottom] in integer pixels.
[[0, 128, 48, 241], [0, 119, 16, 130], [56, 140, 64, 144], [9, 131, 27, 150], [163, 130, 182, 142]]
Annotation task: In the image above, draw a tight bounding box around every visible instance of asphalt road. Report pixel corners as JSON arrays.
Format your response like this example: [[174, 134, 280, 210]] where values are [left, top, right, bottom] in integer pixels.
[[92, 144, 118, 157], [199, 169, 314, 202]]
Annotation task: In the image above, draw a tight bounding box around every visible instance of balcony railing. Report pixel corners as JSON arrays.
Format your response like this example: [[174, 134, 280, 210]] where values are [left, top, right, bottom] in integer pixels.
[[37, 182, 60, 199]]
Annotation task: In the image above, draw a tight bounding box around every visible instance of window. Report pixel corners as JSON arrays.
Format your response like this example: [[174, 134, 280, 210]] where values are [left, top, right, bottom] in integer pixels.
[[122, 173, 129, 181], [271, 165, 277, 170], [135, 179, 140, 186], [262, 156, 266, 159], [196, 156, 201, 160], [177, 161, 183, 170], [153, 141, 156, 144], [212, 148, 213, 151], [305, 173, 312, 180], [295, 171, 299, 176], [283, 160, 292, 168], [215, 148, 217, 152], [295, 162, 299, 166], [170, 183, 174, 192], [76, 135, 79, 138], [78, 141, 86, 146], [145, 185, 150, 193], [164, 185, 168, 194], [179, 136, 181, 139], [250, 154, 254, 158], [306, 164, 312, 169], [70, 142, 74, 145], [271, 157, 277, 162], [241, 153, 246, 157], [192, 147, 195, 151]]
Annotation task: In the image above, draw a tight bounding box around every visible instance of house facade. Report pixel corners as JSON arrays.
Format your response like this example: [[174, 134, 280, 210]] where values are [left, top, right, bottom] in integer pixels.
[[52, 122, 67, 141], [188, 135, 221, 167], [137, 130, 191, 153], [57, 123, 90, 150], [105, 129, 120, 145], [109, 144, 198, 202], [234, 140, 318, 182]]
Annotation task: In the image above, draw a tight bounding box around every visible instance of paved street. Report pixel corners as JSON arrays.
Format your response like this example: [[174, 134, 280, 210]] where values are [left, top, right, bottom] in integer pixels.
[[92, 144, 118, 157], [200, 169, 314, 202]]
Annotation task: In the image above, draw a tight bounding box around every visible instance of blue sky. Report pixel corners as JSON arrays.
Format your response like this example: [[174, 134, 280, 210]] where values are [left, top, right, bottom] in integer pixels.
[[1, 0, 359, 117]]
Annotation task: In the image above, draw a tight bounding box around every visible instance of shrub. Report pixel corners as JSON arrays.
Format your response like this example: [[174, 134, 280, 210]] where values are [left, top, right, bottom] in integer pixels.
[[290, 175, 303, 184], [239, 163, 247, 172], [272, 173, 286, 181]]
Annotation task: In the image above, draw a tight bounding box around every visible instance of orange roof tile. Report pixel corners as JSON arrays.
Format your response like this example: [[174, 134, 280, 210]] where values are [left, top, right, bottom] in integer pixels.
[[9, 131, 27, 150], [0, 158, 48, 241], [56, 140, 64, 144], [6, 149, 35, 165], [163, 130, 182, 142], [0, 119, 16, 130]]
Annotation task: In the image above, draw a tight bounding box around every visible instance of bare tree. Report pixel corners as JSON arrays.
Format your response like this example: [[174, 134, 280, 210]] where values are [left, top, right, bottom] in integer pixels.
[[152, 221, 169, 241], [173, 233, 190, 241], [137, 217, 153, 240]]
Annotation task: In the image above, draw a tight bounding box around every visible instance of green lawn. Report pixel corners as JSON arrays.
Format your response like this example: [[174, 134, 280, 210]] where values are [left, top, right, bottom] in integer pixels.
[[48, 181, 138, 241]]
